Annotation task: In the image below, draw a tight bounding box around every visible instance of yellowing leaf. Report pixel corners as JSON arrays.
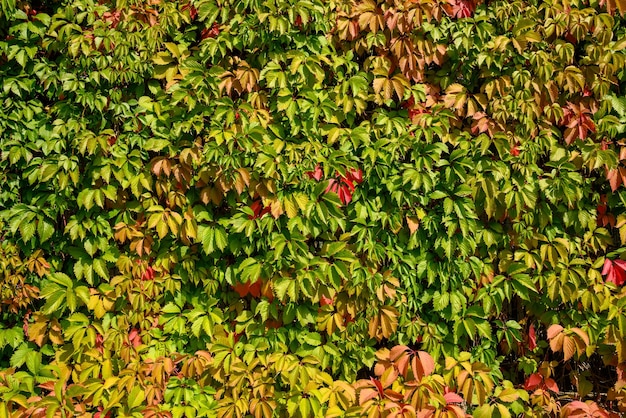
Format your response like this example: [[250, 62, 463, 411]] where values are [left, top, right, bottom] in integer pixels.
[[284, 197, 298, 218], [498, 387, 519, 403]]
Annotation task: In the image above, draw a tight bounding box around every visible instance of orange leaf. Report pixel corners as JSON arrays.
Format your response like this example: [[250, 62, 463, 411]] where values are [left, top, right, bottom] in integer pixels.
[[359, 388, 379, 405], [406, 216, 419, 234], [606, 168, 622, 192], [389, 345, 408, 360], [550, 333, 564, 353], [547, 324, 563, 340], [418, 351, 435, 378], [380, 366, 398, 388], [570, 327, 590, 346], [563, 335, 576, 361]]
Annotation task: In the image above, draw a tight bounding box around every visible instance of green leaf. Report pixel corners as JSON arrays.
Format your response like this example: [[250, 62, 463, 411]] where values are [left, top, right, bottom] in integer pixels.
[[10, 343, 32, 368], [255, 299, 270, 322], [433, 291, 450, 311], [37, 219, 55, 243], [239, 258, 262, 283], [25, 351, 42, 374], [143, 139, 170, 151], [214, 227, 228, 251], [301, 332, 322, 346]]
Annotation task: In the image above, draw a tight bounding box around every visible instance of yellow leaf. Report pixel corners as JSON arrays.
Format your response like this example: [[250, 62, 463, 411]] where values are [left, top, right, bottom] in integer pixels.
[[461, 378, 474, 405], [498, 387, 519, 403], [234, 174, 246, 195], [373, 77, 385, 95], [496, 403, 511, 418], [237, 168, 251, 186], [368, 315, 380, 340], [49, 319, 64, 345], [27, 314, 49, 347], [392, 78, 405, 100], [383, 79, 393, 100], [475, 381, 487, 405], [294, 193, 309, 210], [156, 221, 169, 239], [473, 405, 494, 418], [152, 52, 174, 65], [380, 366, 398, 388], [380, 306, 398, 339], [164, 42, 181, 57], [284, 197, 298, 218]]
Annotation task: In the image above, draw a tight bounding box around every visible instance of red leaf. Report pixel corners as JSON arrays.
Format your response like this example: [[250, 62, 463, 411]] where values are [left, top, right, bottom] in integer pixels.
[[338, 185, 353, 204], [325, 179, 338, 194], [341, 177, 356, 192], [567, 401, 588, 410], [129, 328, 142, 348], [183, 4, 198, 20], [249, 200, 263, 218], [606, 168, 622, 192], [201, 22, 220, 39], [265, 319, 282, 329], [444, 0, 477, 18], [249, 200, 271, 219], [510, 146, 520, 156], [102, 10, 121, 28], [233, 279, 263, 297], [141, 266, 155, 281], [95, 333, 104, 347], [561, 102, 595, 143], [371, 378, 385, 396], [233, 282, 249, 297], [524, 373, 542, 391], [94, 407, 112, 418], [389, 345, 409, 360], [320, 294, 333, 306], [306, 165, 324, 181], [443, 389, 464, 404], [602, 258, 626, 286], [248, 279, 262, 298], [402, 97, 415, 109], [324, 168, 364, 205], [544, 377, 559, 393], [347, 168, 364, 184], [528, 323, 537, 351]]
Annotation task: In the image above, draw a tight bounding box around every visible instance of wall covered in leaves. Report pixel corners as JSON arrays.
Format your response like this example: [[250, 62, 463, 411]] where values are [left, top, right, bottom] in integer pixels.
[[1, 0, 626, 416]]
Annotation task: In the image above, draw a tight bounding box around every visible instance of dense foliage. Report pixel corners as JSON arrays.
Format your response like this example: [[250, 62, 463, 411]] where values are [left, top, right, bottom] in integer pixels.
[[2, 0, 626, 416]]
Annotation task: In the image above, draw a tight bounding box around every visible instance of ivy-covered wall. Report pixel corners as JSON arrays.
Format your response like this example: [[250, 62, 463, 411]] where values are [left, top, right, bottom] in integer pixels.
[[1, 0, 626, 416]]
